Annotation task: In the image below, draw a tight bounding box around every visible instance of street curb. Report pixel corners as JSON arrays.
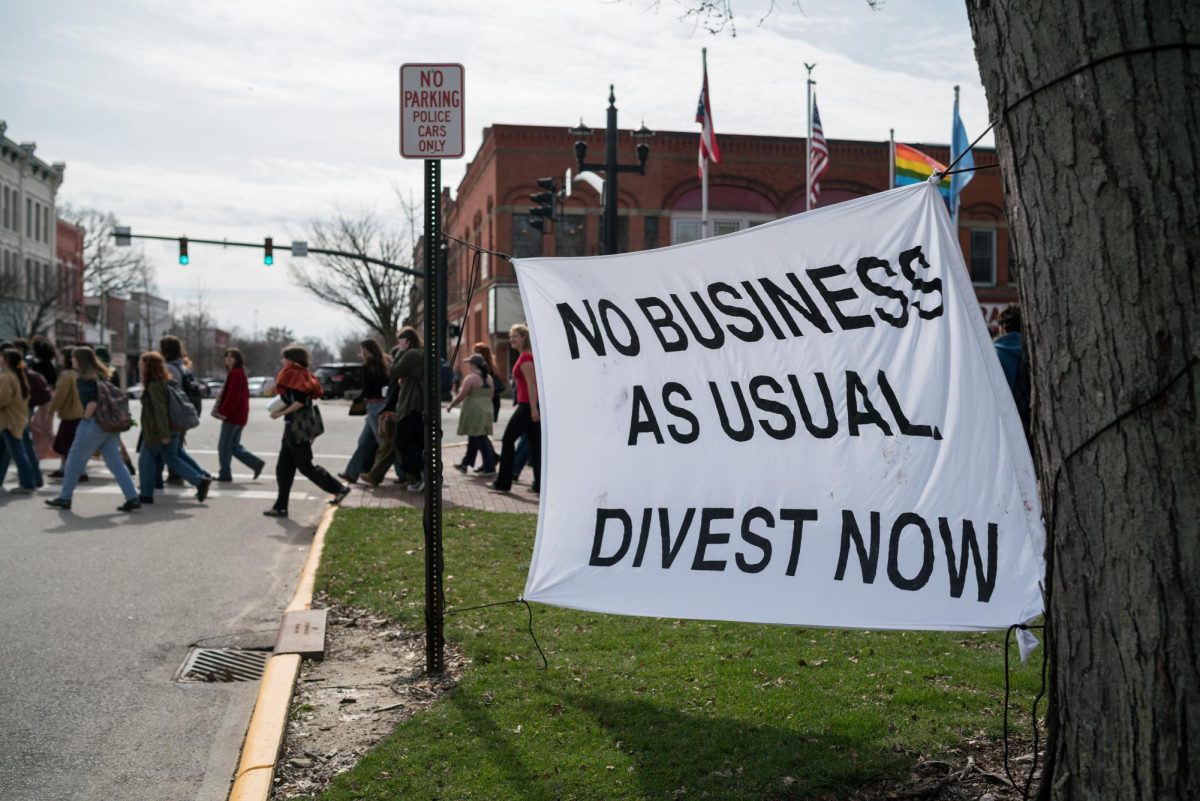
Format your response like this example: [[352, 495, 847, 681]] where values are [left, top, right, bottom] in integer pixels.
[[227, 505, 337, 801]]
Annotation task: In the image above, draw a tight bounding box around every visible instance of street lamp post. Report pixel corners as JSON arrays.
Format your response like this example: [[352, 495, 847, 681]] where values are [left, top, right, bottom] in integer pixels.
[[573, 86, 653, 255]]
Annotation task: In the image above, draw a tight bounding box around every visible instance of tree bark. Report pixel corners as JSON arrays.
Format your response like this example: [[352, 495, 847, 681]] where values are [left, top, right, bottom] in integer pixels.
[[966, 2, 1199, 798]]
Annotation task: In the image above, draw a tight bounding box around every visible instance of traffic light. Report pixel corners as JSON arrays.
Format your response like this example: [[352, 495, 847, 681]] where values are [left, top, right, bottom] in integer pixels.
[[529, 177, 556, 233], [264, 237, 274, 266], [178, 237, 189, 265]]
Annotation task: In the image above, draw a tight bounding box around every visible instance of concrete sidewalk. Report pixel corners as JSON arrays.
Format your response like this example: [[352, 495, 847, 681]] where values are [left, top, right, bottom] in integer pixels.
[[341, 441, 539, 514]]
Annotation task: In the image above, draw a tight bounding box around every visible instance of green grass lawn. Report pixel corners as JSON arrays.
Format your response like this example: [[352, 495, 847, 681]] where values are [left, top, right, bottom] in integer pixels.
[[307, 507, 1041, 800]]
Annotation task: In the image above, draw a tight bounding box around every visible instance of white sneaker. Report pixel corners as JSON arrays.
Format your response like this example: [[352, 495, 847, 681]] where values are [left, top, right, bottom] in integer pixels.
[[406, 479, 425, 492]]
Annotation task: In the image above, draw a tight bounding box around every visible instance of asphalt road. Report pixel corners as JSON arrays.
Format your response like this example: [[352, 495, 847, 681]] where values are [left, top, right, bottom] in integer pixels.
[[0, 396, 484, 801]]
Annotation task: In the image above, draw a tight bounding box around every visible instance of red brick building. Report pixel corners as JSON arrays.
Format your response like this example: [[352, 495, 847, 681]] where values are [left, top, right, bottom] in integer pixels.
[[436, 123, 1015, 376], [54, 217, 85, 344]]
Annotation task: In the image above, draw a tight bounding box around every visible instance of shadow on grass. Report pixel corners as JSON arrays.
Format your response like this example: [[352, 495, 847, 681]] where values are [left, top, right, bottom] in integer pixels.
[[439, 685, 900, 801], [444, 688, 563, 801], [568, 693, 898, 800]]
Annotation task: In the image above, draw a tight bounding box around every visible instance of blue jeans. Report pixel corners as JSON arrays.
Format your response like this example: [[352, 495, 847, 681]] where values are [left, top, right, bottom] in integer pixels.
[[343, 400, 384, 480], [159, 438, 208, 479], [217, 422, 264, 480], [0, 427, 38, 489], [58, 418, 137, 501], [140, 433, 207, 498]]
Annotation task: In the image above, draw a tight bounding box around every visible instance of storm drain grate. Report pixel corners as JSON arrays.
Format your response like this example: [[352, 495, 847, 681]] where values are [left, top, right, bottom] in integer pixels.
[[176, 647, 270, 683]]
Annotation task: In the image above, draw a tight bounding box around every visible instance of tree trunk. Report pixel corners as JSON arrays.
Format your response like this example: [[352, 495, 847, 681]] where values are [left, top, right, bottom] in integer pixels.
[[966, 2, 1199, 798]]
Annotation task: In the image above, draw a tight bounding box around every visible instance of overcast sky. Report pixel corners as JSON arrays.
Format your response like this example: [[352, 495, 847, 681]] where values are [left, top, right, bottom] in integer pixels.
[[1, 0, 990, 346]]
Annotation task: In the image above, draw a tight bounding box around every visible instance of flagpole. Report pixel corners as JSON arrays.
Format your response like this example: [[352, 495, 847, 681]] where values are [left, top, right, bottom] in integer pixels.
[[952, 85, 961, 229], [805, 63, 815, 212], [889, 128, 895, 189], [701, 48, 710, 239]]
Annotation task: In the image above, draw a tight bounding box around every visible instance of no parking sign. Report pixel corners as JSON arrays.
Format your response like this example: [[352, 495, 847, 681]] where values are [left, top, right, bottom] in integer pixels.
[[399, 63, 464, 159]]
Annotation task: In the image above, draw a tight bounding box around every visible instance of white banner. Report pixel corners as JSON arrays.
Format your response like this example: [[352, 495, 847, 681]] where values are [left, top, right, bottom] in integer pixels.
[[516, 183, 1043, 631]]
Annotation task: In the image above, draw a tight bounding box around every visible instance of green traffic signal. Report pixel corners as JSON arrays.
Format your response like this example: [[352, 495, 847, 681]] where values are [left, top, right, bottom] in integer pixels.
[[264, 237, 274, 265], [179, 237, 189, 265]]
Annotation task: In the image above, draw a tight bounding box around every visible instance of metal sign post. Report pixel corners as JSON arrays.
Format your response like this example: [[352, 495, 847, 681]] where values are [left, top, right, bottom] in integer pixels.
[[421, 158, 445, 675], [401, 62, 464, 676]]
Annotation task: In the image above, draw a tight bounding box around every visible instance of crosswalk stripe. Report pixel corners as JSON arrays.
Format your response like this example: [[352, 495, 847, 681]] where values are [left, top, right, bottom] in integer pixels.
[[72, 486, 316, 501]]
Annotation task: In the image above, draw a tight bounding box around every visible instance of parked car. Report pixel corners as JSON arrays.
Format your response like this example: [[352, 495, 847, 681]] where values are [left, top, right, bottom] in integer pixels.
[[247, 376, 276, 397], [125, 383, 145, 400], [314, 362, 364, 399], [201, 378, 224, 398]]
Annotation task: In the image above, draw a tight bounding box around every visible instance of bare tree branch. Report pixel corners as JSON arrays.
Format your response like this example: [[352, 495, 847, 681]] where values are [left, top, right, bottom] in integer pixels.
[[59, 205, 158, 299], [638, 0, 880, 36], [289, 210, 415, 350], [0, 263, 62, 340]]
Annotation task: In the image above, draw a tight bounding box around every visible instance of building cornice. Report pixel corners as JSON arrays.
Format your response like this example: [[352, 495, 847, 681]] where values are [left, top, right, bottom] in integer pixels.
[[0, 121, 67, 185]]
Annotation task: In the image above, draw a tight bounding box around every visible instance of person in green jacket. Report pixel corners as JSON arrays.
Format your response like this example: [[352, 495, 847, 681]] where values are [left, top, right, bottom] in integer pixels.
[[363, 327, 424, 490], [136, 351, 211, 505]]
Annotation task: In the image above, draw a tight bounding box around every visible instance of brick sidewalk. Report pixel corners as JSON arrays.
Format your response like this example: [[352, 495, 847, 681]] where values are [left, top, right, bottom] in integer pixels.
[[341, 441, 540, 514]]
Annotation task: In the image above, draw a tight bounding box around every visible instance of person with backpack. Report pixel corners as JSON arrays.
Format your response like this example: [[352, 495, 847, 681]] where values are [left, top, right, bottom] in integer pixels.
[[0, 347, 38, 493], [263, 344, 348, 517], [44, 347, 140, 512], [212, 347, 264, 483], [159, 335, 209, 485], [93, 345, 137, 477], [136, 351, 211, 504]]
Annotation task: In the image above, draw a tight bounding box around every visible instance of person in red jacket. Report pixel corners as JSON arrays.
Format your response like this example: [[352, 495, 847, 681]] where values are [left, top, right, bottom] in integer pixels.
[[212, 348, 265, 482]]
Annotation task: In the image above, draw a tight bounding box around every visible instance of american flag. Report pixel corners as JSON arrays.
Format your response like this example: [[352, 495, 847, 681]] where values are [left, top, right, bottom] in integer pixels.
[[808, 96, 829, 208], [696, 65, 721, 176]]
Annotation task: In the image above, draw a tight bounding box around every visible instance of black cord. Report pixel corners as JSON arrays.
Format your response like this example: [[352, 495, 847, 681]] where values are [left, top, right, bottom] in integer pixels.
[[937, 42, 1198, 181], [1002, 42, 1199, 120], [445, 597, 549, 670], [942, 163, 1000, 177], [1003, 623, 1047, 799], [445, 249, 481, 372], [940, 120, 999, 175], [520, 599, 549, 671], [441, 231, 512, 263]]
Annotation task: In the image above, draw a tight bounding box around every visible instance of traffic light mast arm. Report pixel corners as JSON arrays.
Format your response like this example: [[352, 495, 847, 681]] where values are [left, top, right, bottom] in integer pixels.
[[111, 231, 423, 277]]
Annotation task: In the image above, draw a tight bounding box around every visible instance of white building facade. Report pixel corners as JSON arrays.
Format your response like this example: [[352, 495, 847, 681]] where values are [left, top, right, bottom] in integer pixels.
[[0, 120, 65, 341]]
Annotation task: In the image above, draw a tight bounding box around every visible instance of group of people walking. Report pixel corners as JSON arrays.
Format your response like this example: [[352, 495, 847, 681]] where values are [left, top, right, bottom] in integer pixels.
[[0, 335, 349, 517], [2, 321, 543, 516], [335, 322, 540, 496]]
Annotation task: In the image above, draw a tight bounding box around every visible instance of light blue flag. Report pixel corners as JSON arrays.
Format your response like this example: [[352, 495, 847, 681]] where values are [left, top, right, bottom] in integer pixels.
[[950, 104, 975, 217]]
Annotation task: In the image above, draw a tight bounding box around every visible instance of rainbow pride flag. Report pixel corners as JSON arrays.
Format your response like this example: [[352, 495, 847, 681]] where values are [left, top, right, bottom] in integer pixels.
[[894, 143, 952, 204]]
